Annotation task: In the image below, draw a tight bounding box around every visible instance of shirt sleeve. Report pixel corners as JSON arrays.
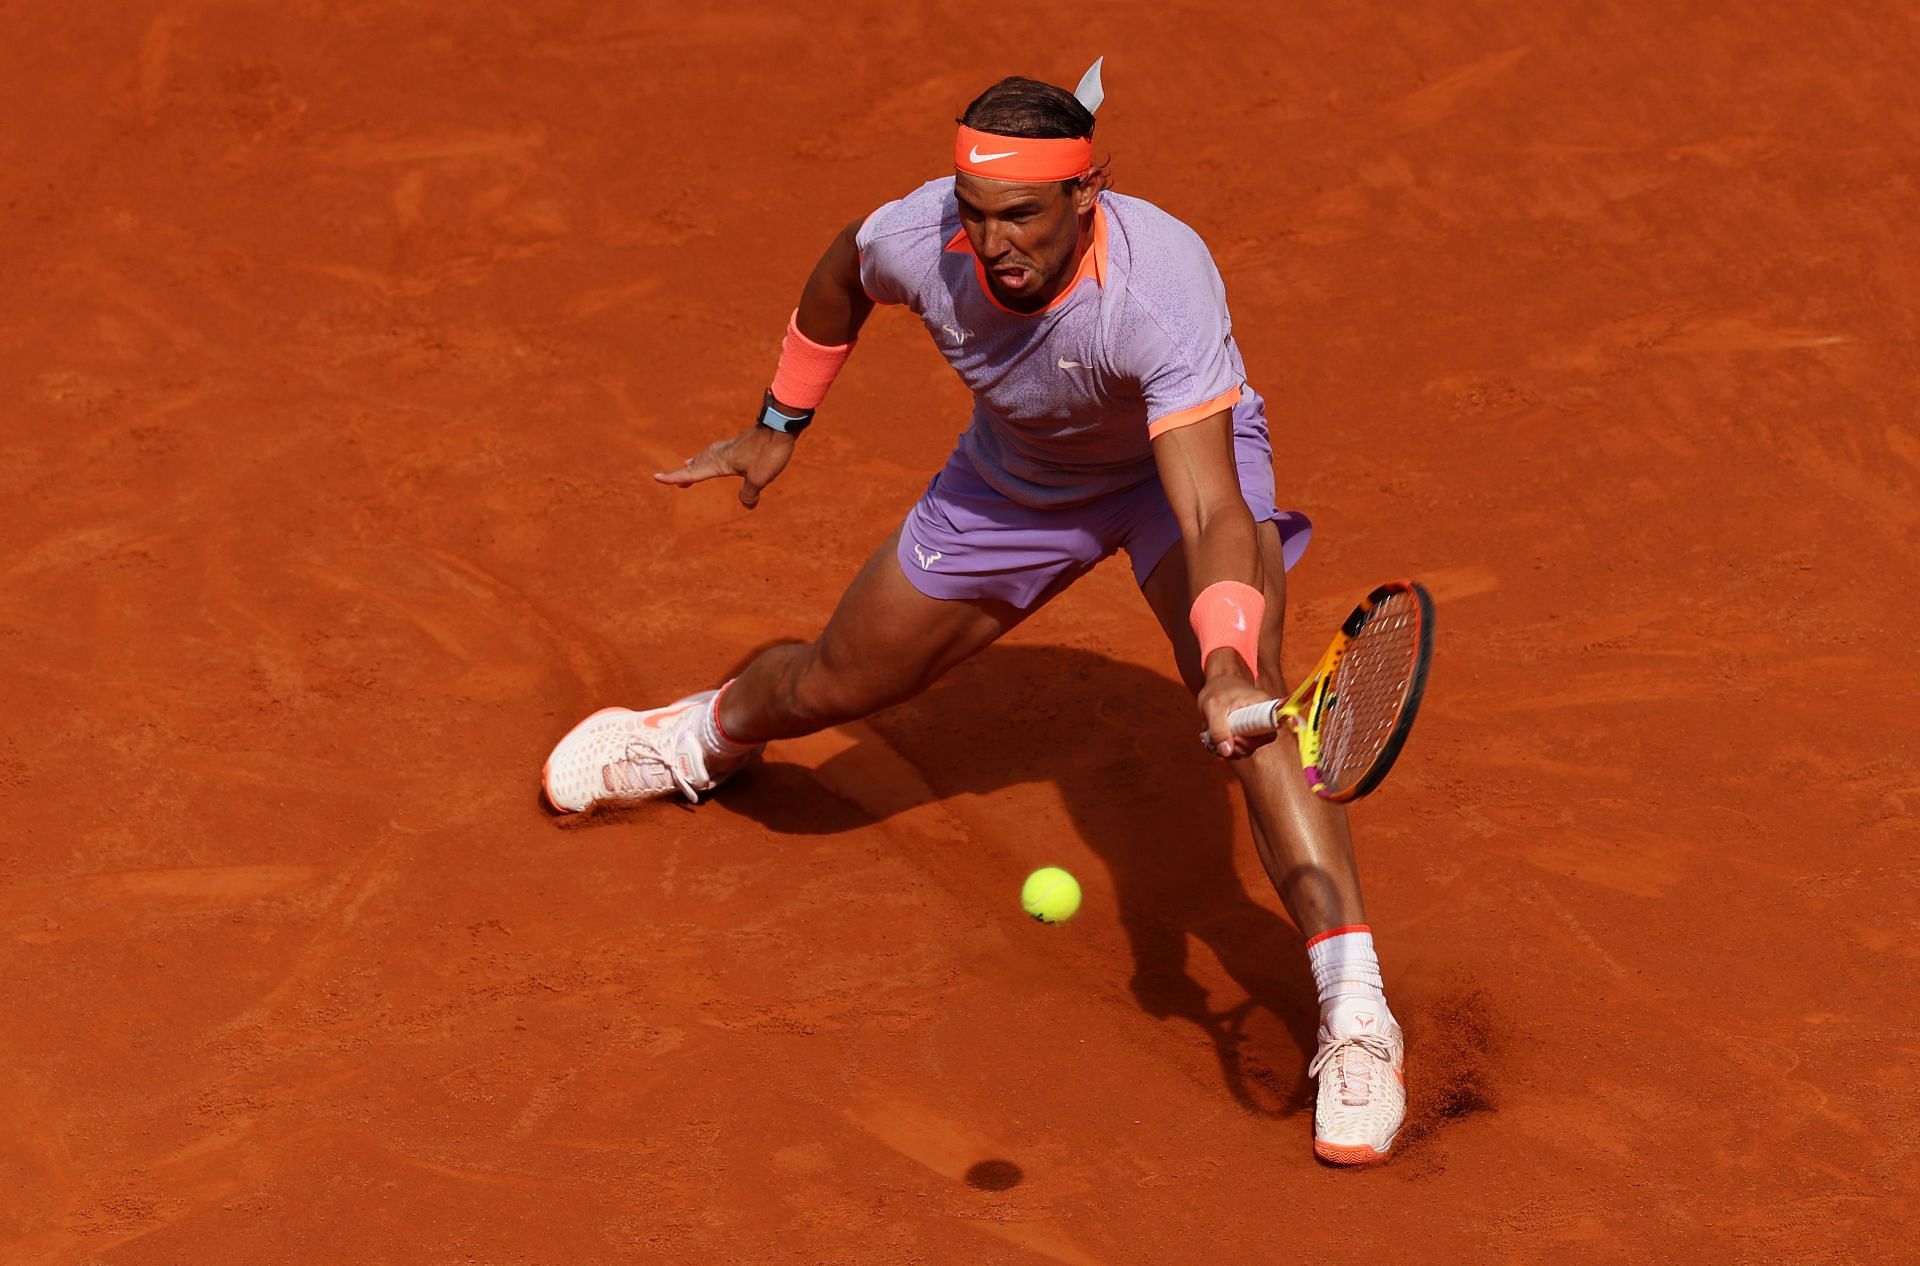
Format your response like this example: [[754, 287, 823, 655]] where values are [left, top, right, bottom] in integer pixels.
[[1115, 234, 1245, 438], [855, 179, 950, 308]]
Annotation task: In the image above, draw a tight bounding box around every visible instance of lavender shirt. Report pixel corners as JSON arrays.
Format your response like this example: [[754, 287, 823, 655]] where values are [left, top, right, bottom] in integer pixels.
[[857, 179, 1262, 509]]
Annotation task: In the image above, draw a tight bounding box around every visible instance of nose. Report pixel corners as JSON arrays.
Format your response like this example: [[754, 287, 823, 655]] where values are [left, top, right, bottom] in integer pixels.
[[979, 220, 1011, 262]]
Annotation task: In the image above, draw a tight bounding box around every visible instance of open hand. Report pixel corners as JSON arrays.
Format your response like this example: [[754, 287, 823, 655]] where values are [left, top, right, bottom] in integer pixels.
[[653, 425, 796, 509]]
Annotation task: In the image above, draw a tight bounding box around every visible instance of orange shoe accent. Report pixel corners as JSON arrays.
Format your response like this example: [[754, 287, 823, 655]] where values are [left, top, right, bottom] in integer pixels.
[[1314, 1139, 1391, 1166], [639, 704, 693, 731]]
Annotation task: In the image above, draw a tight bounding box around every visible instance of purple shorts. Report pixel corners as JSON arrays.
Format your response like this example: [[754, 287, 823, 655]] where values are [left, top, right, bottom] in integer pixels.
[[898, 425, 1311, 609]]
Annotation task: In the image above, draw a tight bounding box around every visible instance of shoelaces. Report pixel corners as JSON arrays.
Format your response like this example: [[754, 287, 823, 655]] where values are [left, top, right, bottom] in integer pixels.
[[1308, 1033, 1395, 1107], [603, 735, 695, 801]]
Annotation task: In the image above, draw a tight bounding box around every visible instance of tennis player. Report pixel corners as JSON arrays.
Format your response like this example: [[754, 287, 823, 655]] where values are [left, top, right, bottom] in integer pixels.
[[543, 67, 1407, 1164]]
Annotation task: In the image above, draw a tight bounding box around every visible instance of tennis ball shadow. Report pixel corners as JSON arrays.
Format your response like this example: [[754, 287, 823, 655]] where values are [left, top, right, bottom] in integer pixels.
[[964, 1158, 1024, 1191]]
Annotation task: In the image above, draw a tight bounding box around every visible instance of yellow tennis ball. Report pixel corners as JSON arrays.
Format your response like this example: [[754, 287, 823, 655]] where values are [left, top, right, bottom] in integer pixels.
[[1021, 867, 1081, 924]]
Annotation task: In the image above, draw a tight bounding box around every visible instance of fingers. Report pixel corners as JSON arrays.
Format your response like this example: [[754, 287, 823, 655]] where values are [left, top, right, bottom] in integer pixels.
[[653, 440, 734, 488], [652, 458, 712, 488], [738, 435, 794, 509], [650, 429, 793, 506], [1200, 694, 1279, 761], [1230, 730, 1276, 760], [1204, 709, 1241, 760], [1210, 716, 1282, 760], [1198, 720, 1267, 759]]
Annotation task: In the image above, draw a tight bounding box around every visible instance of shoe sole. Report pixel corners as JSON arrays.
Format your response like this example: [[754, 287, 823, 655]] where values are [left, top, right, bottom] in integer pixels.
[[1314, 1138, 1393, 1165], [542, 705, 632, 813]]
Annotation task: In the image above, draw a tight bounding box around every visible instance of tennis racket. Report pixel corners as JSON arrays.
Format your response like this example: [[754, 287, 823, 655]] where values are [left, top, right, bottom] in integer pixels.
[[1203, 580, 1434, 802]]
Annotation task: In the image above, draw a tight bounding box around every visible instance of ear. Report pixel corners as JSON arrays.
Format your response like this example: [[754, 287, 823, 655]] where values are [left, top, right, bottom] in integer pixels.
[[1073, 177, 1100, 216]]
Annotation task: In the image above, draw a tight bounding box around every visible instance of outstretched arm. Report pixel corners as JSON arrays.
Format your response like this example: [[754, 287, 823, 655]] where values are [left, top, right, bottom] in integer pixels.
[[654, 216, 874, 508], [1150, 409, 1274, 758]]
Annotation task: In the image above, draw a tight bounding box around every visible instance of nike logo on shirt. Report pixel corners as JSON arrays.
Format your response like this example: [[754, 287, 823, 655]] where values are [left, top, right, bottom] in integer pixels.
[[1057, 357, 1092, 370]]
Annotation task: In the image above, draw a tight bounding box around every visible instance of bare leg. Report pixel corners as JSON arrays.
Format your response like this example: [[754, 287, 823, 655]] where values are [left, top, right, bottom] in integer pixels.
[[1139, 522, 1366, 939], [1143, 525, 1407, 1163], [719, 527, 1032, 744]]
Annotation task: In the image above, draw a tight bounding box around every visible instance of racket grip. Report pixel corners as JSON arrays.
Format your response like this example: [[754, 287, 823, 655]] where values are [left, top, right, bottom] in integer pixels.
[[1227, 700, 1284, 737], [1197, 700, 1285, 752]]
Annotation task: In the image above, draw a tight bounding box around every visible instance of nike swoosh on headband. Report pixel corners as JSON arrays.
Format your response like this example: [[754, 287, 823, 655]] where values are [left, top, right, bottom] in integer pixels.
[[967, 145, 1020, 163]]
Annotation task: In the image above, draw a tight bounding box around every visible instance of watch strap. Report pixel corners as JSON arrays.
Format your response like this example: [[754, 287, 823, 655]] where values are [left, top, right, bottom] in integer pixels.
[[757, 390, 814, 435]]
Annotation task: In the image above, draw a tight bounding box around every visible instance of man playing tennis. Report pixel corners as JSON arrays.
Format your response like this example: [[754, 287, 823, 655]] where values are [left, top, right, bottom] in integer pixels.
[[543, 66, 1408, 1164]]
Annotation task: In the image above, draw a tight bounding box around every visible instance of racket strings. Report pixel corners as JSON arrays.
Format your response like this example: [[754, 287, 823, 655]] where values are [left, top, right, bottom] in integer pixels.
[[1320, 595, 1423, 792]]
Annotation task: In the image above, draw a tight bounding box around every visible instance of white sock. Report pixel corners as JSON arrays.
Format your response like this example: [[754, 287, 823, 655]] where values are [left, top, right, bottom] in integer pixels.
[[697, 685, 758, 762], [1307, 925, 1397, 1035]]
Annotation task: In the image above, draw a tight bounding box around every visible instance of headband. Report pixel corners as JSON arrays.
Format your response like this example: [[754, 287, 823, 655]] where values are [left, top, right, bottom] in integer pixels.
[[953, 57, 1105, 184]]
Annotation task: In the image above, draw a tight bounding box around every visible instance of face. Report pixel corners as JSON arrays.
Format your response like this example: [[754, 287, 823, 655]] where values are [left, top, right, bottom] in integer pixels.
[[953, 172, 1097, 311]]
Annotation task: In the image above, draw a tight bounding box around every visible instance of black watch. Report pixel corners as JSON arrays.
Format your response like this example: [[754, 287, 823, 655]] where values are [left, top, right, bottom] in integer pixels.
[[757, 390, 814, 435]]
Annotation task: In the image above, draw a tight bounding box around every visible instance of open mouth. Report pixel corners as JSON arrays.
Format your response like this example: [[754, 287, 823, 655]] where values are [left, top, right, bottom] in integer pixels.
[[992, 265, 1033, 291]]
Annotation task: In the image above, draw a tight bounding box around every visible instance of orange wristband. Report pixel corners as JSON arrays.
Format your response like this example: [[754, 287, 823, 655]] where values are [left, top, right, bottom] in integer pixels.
[[769, 310, 853, 411], [1189, 581, 1264, 678]]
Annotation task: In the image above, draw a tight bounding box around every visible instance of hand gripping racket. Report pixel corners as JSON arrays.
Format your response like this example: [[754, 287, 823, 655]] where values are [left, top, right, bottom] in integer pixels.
[[1205, 580, 1434, 802]]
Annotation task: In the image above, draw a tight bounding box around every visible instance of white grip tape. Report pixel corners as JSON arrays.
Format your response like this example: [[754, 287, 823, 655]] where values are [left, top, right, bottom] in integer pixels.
[[1198, 700, 1283, 752], [1227, 701, 1283, 737]]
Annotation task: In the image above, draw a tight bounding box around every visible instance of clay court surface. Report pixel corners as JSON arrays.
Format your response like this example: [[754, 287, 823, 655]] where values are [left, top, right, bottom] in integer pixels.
[[5, 2, 1918, 1261]]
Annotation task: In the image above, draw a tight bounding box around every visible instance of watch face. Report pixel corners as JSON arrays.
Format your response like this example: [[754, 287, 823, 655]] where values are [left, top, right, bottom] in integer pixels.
[[760, 395, 811, 433]]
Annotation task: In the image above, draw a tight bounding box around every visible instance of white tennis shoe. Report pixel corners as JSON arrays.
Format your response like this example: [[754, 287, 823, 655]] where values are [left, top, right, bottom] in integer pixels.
[[542, 691, 744, 813], [1309, 1005, 1406, 1165]]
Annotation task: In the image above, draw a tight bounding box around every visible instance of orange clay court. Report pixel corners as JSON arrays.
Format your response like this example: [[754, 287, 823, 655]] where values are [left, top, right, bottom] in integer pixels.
[[4, 3, 1917, 1262]]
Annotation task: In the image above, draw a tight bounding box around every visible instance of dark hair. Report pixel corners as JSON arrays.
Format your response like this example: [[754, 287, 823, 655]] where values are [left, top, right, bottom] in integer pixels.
[[957, 77, 1110, 192], [959, 77, 1095, 140]]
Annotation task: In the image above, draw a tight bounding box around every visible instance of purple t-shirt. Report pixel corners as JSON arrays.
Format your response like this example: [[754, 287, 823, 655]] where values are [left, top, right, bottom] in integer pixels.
[[857, 179, 1262, 508]]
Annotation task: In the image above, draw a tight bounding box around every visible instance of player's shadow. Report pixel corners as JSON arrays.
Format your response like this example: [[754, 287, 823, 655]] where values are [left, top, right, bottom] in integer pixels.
[[724, 643, 1320, 1117]]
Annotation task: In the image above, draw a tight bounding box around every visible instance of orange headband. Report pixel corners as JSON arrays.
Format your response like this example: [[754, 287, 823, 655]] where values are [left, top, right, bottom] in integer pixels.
[[954, 125, 1093, 183]]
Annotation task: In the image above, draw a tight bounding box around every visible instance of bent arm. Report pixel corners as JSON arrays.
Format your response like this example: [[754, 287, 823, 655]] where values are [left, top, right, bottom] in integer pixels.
[[1150, 409, 1262, 681], [793, 217, 876, 348], [652, 215, 879, 507]]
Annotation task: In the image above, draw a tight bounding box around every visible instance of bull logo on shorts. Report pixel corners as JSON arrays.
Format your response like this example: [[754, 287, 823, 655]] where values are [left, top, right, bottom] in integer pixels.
[[912, 543, 943, 571]]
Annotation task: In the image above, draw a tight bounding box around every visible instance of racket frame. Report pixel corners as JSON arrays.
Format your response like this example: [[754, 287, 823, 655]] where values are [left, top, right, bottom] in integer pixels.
[[1219, 580, 1434, 802]]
